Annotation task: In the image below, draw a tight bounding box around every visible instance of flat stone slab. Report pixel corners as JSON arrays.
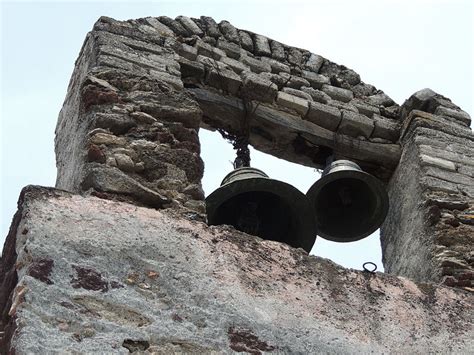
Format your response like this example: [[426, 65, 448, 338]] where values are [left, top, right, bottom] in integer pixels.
[[2, 186, 472, 353]]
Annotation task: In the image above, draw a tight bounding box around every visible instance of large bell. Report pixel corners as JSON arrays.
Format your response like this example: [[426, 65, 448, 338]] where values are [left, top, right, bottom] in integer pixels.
[[306, 160, 389, 242], [206, 167, 317, 253]]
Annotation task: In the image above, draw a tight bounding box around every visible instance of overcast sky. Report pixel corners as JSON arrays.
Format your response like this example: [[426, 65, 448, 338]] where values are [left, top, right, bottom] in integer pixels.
[[1, 0, 472, 270]]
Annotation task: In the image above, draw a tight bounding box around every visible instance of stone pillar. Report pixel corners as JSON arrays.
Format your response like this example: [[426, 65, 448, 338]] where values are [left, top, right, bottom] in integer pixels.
[[381, 89, 473, 290], [54, 17, 205, 216]]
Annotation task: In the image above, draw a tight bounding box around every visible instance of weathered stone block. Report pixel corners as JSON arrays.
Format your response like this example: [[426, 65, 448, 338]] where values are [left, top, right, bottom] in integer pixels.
[[304, 53, 324, 72], [240, 55, 271, 73], [338, 110, 374, 138], [206, 66, 242, 96], [305, 102, 341, 131], [177, 56, 205, 79], [221, 56, 248, 74], [241, 73, 278, 103], [300, 87, 331, 104], [434, 106, 471, 127], [270, 40, 285, 60], [366, 93, 395, 107], [253, 34, 271, 57], [276, 92, 309, 116], [260, 57, 291, 74], [280, 72, 310, 90], [372, 115, 400, 142], [282, 87, 313, 101], [217, 39, 241, 59], [321, 84, 354, 103], [176, 16, 204, 36], [327, 100, 358, 113], [195, 40, 225, 60], [218, 20, 240, 43], [351, 100, 381, 117], [239, 30, 254, 52], [176, 43, 198, 61], [157, 16, 190, 37], [301, 70, 330, 89], [420, 154, 457, 171], [287, 47, 303, 66], [143, 17, 174, 36], [200, 16, 221, 38]]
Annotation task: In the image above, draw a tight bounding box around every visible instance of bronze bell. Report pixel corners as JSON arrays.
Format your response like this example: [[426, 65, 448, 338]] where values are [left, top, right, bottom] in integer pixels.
[[306, 160, 389, 242], [206, 167, 317, 253]]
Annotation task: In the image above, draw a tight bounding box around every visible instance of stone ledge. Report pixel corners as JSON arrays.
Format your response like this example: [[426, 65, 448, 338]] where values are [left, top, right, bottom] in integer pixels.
[[1, 186, 473, 353]]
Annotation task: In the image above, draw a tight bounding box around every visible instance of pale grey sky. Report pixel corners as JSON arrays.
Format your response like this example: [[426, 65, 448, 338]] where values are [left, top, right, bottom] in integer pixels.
[[1, 0, 472, 270]]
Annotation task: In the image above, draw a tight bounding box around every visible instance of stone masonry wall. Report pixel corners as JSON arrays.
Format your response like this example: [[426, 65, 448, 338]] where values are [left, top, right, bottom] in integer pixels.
[[381, 89, 473, 290], [55, 15, 402, 218], [54, 15, 473, 290], [0, 187, 472, 352]]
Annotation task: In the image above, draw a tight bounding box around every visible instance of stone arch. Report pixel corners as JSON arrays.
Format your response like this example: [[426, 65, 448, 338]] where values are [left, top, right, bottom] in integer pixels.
[[55, 15, 473, 289]]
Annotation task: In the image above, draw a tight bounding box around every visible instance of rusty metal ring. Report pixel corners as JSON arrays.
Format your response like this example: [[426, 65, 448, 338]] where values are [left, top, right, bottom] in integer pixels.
[[363, 262, 377, 273]]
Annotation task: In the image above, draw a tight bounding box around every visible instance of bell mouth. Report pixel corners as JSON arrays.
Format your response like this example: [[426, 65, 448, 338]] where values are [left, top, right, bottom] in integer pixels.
[[206, 169, 317, 253], [306, 168, 389, 243]]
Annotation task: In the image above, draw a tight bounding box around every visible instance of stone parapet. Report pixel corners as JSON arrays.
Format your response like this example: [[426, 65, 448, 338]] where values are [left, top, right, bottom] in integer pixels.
[[1, 186, 472, 352]]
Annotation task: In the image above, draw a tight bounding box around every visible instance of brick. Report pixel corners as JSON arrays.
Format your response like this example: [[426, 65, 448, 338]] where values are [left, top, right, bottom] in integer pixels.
[[253, 34, 271, 57], [301, 70, 330, 89], [338, 110, 374, 138], [241, 73, 278, 103], [305, 102, 341, 131], [276, 92, 309, 116], [321, 84, 354, 103]]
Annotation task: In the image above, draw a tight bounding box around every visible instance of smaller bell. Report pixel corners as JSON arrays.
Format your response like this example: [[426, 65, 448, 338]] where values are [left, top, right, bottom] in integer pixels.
[[206, 167, 317, 253], [306, 160, 389, 242]]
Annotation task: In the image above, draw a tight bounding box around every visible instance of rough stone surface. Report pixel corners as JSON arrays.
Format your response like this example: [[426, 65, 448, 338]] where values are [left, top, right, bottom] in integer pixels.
[[382, 91, 474, 289], [305, 102, 342, 131], [321, 84, 354, 103], [241, 73, 278, 103], [276, 92, 309, 116], [338, 110, 374, 139], [1, 186, 473, 353]]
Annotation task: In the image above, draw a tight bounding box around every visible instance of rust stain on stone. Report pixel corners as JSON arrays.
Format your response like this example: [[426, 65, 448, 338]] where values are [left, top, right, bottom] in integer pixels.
[[28, 258, 54, 284], [71, 265, 109, 292], [228, 326, 275, 354]]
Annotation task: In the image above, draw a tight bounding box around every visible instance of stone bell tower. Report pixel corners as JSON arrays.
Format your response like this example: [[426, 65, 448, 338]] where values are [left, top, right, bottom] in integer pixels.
[[1, 15, 473, 353]]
